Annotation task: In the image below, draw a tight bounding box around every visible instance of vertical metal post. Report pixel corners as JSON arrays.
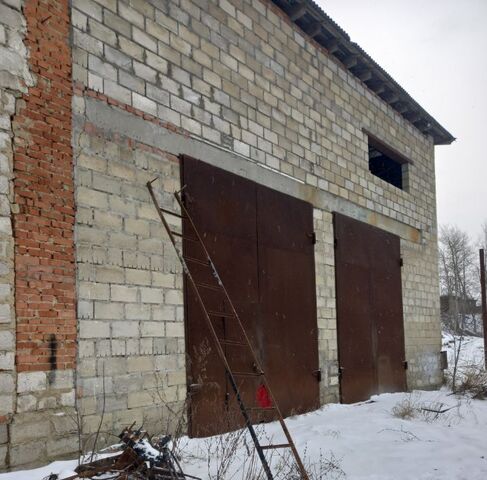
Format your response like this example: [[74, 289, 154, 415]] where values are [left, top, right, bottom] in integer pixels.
[[480, 249, 487, 369]]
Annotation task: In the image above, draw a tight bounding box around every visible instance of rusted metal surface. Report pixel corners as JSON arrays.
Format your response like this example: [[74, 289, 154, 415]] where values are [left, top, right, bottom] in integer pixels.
[[333, 212, 406, 404], [257, 186, 320, 417], [70, 425, 200, 480], [480, 249, 487, 369], [182, 155, 259, 437], [181, 156, 319, 435]]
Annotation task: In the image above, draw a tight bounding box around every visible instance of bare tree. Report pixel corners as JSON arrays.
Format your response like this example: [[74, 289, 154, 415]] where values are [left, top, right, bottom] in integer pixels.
[[439, 225, 477, 333], [439, 225, 479, 390]]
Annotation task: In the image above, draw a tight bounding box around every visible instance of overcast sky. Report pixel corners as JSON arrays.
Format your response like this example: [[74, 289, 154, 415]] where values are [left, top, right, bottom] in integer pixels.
[[316, 0, 487, 242]]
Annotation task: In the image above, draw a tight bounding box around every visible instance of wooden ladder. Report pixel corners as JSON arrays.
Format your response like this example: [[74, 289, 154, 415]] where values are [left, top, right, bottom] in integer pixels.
[[147, 179, 310, 480]]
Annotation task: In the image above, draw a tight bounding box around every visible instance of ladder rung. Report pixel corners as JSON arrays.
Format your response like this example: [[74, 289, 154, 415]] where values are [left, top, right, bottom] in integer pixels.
[[218, 338, 248, 347], [194, 281, 223, 292], [208, 310, 235, 318], [171, 231, 199, 242], [159, 207, 186, 219], [260, 444, 290, 450], [233, 371, 263, 377], [184, 256, 210, 266]]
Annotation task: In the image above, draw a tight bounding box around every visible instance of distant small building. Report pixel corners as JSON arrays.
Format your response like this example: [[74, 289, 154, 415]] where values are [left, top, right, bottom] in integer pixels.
[[440, 295, 480, 316]]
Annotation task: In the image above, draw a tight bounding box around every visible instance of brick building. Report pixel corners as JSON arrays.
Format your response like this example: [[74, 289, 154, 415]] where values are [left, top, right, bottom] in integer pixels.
[[0, 0, 453, 470]]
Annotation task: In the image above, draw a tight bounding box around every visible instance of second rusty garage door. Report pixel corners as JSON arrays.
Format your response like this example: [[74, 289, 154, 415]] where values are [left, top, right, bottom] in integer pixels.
[[182, 156, 320, 436], [334, 212, 407, 404]]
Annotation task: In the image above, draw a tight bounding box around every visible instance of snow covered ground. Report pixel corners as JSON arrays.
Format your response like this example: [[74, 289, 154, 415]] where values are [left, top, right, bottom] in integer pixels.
[[442, 332, 485, 369], [2, 335, 486, 480]]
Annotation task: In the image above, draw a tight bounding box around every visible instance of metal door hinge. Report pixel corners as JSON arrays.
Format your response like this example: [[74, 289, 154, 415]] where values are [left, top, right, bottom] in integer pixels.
[[403, 361, 408, 370], [399, 257, 404, 267], [334, 238, 338, 248], [307, 232, 316, 244], [188, 383, 203, 393], [313, 369, 321, 382]]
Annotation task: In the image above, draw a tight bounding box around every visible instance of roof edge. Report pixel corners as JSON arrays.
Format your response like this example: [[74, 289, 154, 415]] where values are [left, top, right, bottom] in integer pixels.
[[271, 0, 455, 145]]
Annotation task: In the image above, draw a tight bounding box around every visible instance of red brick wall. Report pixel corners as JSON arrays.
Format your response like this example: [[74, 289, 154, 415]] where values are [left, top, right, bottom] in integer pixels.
[[13, 0, 76, 372]]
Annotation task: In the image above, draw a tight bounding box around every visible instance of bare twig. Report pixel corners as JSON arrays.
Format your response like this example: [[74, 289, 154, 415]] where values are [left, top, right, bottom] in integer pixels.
[[90, 362, 107, 462]]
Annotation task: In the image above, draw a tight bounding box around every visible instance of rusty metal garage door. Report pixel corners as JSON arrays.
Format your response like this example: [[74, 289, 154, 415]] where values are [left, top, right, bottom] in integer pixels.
[[333, 213, 407, 404], [182, 156, 319, 436], [257, 187, 320, 418]]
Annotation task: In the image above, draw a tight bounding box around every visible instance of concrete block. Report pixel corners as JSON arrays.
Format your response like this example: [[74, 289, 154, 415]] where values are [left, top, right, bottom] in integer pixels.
[[94, 302, 124, 320], [145, 84, 170, 108], [75, 0, 102, 21], [0, 261, 9, 275], [0, 352, 14, 370], [140, 338, 153, 354], [82, 412, 113, 434], [88, 54, 117, 81], [132, 27, 157, 52], [79, 320, 110, 339], [48, 369, 74, 390], [103, 80, 131, 105], [0, 423, 7, 444], [111, 321, 139, 338], [133, 61, 157, 83], [119, 70, 145, 94], [17, 371, 47, 393], [140, 287, 164, 304], [110, 285, 138, 302], [0, 393, 14, 414], [152, 305, 176, 321], [125, 303, 151, 320], [0, 330, 13, 349], [164, 289, 183, 305], [132, 92, 157, 115], [61, 391, 76, 408], [111, 339, 126, 356], [88, 18, 117, 46], [79, 282, 109, 301], [167, 369, 186, 386], [141, 321, 163, 337], [95, 266, 124, 283], [9, 440, 45, 467], [127, 356, 153, 373], [10, 419, 50, 443], [166, 322, 184, 338], [145, 51, 168, 74], [47, 435, 79, 457], [0, 372, 14, 393], [118, 36, 144, 61], [119, 2, 144, 28], [104, 11, 131, 38], [127, 390, 154, 408], [78, 300, 94, 319]]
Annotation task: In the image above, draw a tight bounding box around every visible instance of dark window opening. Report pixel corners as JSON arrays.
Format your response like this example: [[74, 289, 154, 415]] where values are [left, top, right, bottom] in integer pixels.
[[367, 134, 409, 191]]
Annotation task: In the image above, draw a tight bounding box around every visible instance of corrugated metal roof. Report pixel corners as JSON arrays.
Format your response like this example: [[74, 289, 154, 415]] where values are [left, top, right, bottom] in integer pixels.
[[271, 0, 455, 145]]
